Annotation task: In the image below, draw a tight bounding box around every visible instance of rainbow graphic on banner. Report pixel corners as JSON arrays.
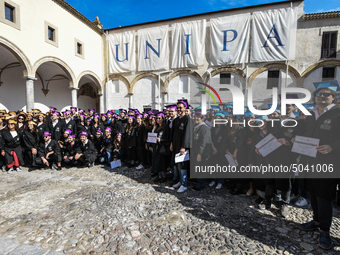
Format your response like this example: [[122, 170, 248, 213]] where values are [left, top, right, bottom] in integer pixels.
[[197, 82, 223, 106]]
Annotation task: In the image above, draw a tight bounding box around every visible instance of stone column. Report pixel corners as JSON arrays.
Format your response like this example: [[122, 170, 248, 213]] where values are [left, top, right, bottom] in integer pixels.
[[70, 88, 78, 108], [128, 93, 133, 108], [98, 93, 104, 113], [25, 77, 36, 112]]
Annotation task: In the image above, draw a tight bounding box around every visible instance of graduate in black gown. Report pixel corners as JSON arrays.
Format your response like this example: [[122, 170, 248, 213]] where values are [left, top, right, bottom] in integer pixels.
[[74, 131, 97, 168], [124, 116, 137, 167], [35, 132, 62, 170], [62, 135, 80, 166], [63, 110, 77, 136], [170, 99, 192, 193], [298, 82, 340, 250], [23, 121, 39, 169], [99, 127, 113, 165], [135, 114, 147, 170], [37, 113, 50, 143], [112, 133, 124, 162], [1, 119, 24, 172], [49, 112, 65, 143]]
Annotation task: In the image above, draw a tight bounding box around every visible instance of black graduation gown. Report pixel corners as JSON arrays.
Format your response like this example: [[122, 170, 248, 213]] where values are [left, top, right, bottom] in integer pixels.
[[113, 121, 125, 136], [2, 131, 24, 165], [0, 127, 5, 164], [300, 105, 340, 200], [93, 136, 104, 154], [153, 125, 170, 173], [112, 143, 124, 160], [103, 137, 114, 154], [64, 119, 77, 136], [37, 123, 50, 143], [270, 116, 304, 190], [117, 119, 127, 134], [77, 123, 87, 135], [226, 128, 247, 167], [23, 130, 38, 150], [170, 115, 193, 167], [63, 140, 81, 157], [37, 139, 62, 162], [210, 124, 229, 164], [125, 127, 137, 148], [93, 123, 105, 134], [76, 140, 98, 163], [49, 120, 65, 142], [192, 122, 212, 160]]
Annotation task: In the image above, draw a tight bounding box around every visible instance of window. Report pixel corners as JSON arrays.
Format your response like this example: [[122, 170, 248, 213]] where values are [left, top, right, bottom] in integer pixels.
[[321, 31, 337, 59], [44, 21, 58, 47], [220, 73, 231, 85], [112, 79, 119, 93], [4, 4, 13, 22], [179, 75, 188, 94], [75, 39, 85, 59], [267, 70, 280, 89], [322, 67, 335, 81], [77, 43, 82, 55], [48, 27, 54, 41], [0, 0, 20, 30]]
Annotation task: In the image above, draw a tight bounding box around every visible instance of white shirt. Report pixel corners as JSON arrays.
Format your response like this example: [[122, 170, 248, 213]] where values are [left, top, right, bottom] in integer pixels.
[[45, 140, 51, 148], [82, 139, 88, 146], [10, 131, 18, 138], [52, 119, 58, 128], [313, 104, 335, 120]]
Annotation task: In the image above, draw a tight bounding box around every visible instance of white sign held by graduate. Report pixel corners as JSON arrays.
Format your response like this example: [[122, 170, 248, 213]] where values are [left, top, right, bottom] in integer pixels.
[[110, 159, 122, 169], [291, 136, 319, 158], [255, 133, 282, 157], [108, 32, 136, 73], [171, 20, 206, 68], [251, 7, 298, 62], [138, 25, 169, 71], [210, 13, 250, 66]]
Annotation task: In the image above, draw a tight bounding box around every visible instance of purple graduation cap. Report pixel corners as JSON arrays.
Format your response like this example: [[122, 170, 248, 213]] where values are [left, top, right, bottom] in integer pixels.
[[105, 127, 112, 132], [52, 112, 60, 116], [119, 109, 127, 114], [70, 107, 77, 111], [64, 129, 72, 134], [88, 109, 95, 113], [136, 114, 143, 118], [157, 113, 165, 118], [97, 130, 103, 135], [43, 132, 51, 136], [69, 135, 76, 138], [50, 106, 57, 111], [177, 99, 189, 109], [79, 131, 88, 136]]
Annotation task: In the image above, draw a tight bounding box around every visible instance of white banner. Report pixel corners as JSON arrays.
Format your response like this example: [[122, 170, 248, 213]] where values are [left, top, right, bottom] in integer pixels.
[[171, 20, 206, 68], [210, 13, 250, 66], [251, 7, 297, 63], [138, 26, 169, 71], [108, 32, 136, 73]]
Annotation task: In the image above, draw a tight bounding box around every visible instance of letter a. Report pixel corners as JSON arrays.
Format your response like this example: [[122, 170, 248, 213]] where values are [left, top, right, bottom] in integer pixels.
[[262, 24, 284, 48]]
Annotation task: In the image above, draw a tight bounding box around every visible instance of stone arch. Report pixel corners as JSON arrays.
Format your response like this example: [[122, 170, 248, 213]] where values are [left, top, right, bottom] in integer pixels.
[[249, 63, 301, 87], [106, 73, 130, 93], [130, 73, 164, 94], [163, 70, 203, 93], [33, 56, 76, 88], [0, 36, 32, 77], [301, 60, 340, 79], [77, 70, 103, 94], [204, 67, 246, 83]]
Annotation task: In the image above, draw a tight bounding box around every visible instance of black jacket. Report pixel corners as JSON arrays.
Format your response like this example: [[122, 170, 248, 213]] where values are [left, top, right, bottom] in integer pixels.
[[37, 139, 61, 162]]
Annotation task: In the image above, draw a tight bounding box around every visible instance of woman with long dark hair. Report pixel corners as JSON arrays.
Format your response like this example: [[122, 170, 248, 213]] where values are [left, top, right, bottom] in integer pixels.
[[112, 133, 124, 162], [23, 121, 39, 169], [77, 114, 87, 135], [93, 115, 104, 134], [99, 127, 113, 165], [153, 113, 170, 183], [1, 119, 24, 172], [135, 114, 146, 170], [124, 116, 137, 167], [37, 114, 50, 143]]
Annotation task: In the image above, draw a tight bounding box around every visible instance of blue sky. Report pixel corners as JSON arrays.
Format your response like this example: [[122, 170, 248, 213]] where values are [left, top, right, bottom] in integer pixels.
[[66, 0, 340, 29]]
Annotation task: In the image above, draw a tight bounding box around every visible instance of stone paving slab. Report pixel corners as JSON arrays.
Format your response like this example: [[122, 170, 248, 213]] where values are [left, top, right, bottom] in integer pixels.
[[0, 236, 20, 254], [7, 244, 49, 255]]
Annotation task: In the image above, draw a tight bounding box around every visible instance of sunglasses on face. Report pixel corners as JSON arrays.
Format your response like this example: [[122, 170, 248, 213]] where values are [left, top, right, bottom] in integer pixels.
[[18, 118, 24, 120], [177, 107, 183, 109], [156, 117, 162, 120], [315, 93, 331, 97]]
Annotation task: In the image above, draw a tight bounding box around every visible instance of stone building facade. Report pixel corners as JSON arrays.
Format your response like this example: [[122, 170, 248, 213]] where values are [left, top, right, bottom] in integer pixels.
[[0, 0, 339, 112]]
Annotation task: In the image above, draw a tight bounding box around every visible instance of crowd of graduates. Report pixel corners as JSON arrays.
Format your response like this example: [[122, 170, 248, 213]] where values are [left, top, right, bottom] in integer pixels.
[[0, 81, 340, 250]]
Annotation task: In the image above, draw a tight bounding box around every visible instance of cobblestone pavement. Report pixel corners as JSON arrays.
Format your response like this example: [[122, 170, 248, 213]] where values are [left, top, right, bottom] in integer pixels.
[[0, 165, 339, 255]]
